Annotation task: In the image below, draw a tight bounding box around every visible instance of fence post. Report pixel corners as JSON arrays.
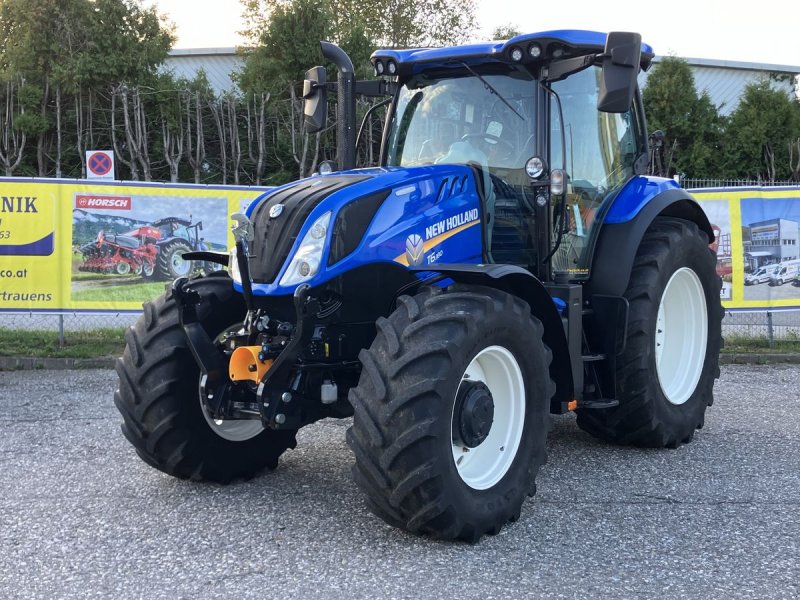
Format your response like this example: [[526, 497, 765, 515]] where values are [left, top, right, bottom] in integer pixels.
[[58, 314, 65, 348], [766, 311, 774, 348]]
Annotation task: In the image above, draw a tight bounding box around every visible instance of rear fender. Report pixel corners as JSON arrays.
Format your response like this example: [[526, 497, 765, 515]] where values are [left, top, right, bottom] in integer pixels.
[[411, 263, 573, 410]]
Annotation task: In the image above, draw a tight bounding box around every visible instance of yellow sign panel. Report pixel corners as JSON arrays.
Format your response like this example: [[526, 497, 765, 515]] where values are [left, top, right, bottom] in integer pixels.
[[692, 186, 800, 310], [0, 179, 270, 313], [1, 179, 798, 313]]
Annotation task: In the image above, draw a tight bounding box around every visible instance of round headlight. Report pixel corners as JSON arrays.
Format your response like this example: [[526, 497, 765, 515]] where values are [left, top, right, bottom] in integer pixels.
[[375, 60, 385, 75], [387, 60, 397, 75], [310, 221, 327, 240], [510, 47, 523, 62], [528, 43, 542, 58], [298, 258, 319, 278], [525, 156, 546, 179]]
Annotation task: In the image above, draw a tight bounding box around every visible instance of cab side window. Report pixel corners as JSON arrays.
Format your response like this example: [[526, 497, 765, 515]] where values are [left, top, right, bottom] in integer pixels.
[[550, 66, 640, 276]]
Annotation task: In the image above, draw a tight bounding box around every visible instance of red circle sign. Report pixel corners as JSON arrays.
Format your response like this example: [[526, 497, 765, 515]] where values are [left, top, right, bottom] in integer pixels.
[[88, 152, 113, 176]]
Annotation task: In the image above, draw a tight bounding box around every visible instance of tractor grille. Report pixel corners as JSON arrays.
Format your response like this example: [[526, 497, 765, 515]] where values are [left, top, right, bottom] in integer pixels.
[[328, 189, 390, 265], [248, 175, 370, 283]]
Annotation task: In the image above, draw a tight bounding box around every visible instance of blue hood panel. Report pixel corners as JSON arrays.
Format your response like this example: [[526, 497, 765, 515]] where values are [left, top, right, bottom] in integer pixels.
[[240, 165, 484, 296]]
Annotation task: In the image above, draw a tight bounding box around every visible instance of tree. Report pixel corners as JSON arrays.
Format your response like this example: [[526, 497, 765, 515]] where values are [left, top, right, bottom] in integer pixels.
[[723, 80, 800, 181], [0, 77, 27, 175], [0, 0, 174, 178], [492, 24, 522, 39], [643, 56, 700, 176], [241, 0, 477, 49]]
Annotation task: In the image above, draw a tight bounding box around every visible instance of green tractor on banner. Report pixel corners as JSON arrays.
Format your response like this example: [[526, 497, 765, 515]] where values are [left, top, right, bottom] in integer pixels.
[[114, 30, 722, 541]]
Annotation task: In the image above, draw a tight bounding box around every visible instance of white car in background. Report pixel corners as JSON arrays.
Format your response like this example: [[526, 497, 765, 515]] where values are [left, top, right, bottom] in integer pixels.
[[744, 264, 780, 285], [769, 261, 800, 286]]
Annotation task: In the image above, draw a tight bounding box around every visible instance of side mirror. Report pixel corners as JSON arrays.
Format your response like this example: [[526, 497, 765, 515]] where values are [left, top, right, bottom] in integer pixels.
[[303, 66, 327, 133], [597, 31, 641, 113]]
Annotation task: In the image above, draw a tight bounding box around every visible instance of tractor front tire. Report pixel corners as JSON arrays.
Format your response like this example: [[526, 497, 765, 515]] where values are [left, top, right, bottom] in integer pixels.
[[347, 285, 554, 542], [577, 217, 723, 448], [114, 272, 297, 483], [156, 239, 194, 281]]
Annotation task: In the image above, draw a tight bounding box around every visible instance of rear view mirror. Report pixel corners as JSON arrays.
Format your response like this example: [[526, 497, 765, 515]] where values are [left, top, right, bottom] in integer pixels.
[[303, 66, 327, 133], [597, 32, 641, 113]]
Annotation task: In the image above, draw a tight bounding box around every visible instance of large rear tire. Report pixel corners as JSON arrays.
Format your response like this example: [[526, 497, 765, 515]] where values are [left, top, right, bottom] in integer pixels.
[[577, 217, 723, 447], [156, 239, 194, 281], [347, 285, 554, 541], [114, 273, 297, 483]]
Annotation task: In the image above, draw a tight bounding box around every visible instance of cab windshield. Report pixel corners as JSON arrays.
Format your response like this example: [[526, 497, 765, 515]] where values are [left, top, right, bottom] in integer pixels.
[[386, 66, 537, 174]]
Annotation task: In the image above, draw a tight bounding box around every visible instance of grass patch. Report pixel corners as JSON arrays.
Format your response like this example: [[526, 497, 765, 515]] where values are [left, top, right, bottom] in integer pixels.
[[71, 281, 165, 303], [0, 327, 127, 359], [70, 272, 125, 282], [722, 333, 800, 353]]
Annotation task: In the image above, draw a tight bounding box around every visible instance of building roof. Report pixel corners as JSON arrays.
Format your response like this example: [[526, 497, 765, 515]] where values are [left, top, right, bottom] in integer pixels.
[[164, 48, 244, 93], [638, 57, 800, 116]]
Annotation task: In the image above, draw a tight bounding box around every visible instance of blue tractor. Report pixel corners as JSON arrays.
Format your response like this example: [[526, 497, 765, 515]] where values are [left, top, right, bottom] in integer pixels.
[[115, 31, 722, 541]]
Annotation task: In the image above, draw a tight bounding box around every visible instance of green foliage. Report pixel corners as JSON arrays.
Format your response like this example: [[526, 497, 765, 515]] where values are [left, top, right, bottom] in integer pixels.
[[0, 0, 173, 87], [241, 0, 476, 49], [492, 24, 522, 40], [723, 80, 800, 181], [643, 56, 708, 176], [77, 0, 174, 86], [643, 56, 800, 181], [237, 0, 330, 95]]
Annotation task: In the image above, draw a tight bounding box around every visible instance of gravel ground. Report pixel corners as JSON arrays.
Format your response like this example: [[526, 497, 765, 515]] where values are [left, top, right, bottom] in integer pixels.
[[0, 365, 798, 599]]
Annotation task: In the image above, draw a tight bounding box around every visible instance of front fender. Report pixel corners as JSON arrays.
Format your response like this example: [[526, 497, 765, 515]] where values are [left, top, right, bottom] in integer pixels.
[[588, 186, 713, 298], [411, 263, 573, 410]]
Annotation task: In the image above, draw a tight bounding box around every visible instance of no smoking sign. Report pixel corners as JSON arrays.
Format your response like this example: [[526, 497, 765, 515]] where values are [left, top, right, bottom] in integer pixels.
[[86, 150, 115, 180]]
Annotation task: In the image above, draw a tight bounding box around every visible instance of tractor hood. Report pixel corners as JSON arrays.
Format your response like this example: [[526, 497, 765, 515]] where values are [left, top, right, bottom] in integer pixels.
[[239, 165, 485, 296]]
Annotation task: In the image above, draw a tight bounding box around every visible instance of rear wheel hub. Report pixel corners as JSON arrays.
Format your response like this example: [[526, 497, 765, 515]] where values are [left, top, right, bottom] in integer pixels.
[[454, 380, 494, 448]]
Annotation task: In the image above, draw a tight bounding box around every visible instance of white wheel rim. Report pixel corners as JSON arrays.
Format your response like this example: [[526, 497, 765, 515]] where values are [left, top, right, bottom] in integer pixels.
[[198, 327, 264, 442], [172, 251, 191, 275], [655, 267, 708, 405], [198, 381, 264, 442], [452, 345, 525, 490]]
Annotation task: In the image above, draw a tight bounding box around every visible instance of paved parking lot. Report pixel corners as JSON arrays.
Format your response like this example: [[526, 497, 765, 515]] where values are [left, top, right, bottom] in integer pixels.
[[1, 365, 798, 599]]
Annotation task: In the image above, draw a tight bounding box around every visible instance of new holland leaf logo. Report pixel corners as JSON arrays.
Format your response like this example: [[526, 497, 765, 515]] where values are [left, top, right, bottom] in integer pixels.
[[405, 234, 424, 266]]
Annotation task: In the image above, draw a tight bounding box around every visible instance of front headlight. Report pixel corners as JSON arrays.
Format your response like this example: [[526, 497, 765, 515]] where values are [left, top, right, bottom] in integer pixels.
[[279, 211, 332, 287], [228, 247, 242, 283]]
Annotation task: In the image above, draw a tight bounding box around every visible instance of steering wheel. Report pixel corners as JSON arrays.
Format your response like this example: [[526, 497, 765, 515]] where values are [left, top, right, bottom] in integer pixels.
[[460, 133, 516, 160]]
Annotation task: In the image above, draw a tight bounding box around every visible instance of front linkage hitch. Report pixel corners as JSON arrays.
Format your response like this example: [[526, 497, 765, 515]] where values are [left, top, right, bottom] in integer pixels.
[[172, 276, 319, 430]]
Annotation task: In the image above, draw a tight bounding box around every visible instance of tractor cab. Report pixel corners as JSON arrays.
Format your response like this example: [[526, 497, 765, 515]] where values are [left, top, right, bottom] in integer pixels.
[[304, 30, 652, 282]]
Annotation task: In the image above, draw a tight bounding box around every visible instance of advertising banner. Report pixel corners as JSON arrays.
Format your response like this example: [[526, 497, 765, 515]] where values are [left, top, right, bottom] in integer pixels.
[[692, 186, 800, 310], [1, 179, 799, 314], [0, 178, 270, 313]]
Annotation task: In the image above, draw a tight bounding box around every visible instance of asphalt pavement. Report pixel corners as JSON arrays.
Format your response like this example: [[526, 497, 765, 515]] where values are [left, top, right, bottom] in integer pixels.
[[0, 365, 798, 599]]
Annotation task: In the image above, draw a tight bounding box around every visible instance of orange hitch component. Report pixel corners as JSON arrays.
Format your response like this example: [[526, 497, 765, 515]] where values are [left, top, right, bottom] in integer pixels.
[[567, 399, 578, 412], [229, 346, 272, 383]]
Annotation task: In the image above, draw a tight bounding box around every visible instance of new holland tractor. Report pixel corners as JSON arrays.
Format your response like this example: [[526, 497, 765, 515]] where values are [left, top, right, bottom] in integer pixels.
[[114, 30, 722, 541]]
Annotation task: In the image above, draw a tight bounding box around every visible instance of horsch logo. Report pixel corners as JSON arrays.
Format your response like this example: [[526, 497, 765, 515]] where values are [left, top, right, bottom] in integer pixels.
[[75, 195, 131, 210]]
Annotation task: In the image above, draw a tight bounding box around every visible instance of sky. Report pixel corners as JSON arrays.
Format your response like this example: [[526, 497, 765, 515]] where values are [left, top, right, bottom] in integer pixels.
[[151, 0, 800, 66]]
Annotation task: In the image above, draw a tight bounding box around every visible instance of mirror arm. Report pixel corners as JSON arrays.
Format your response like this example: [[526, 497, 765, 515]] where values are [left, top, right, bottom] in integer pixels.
[[541, 53, 598, 83]]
